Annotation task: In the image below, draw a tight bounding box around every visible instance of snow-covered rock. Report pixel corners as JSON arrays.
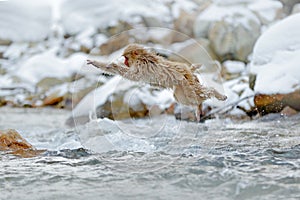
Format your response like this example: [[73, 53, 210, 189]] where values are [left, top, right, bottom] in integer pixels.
[[251, 13, 300, 94], [248, 0, 283, 25], [60, 0, 172, 35], [250, 13, 300, 114], [222, 60, 246, 80], [15, 48, 86, 84], [280, 0, 300, 14], [194, 3, 261, 61], [223, 60, 245, 74], [0, 0, 52, 42], [292, 3, 300, 14], [70, 76, 175, 125]]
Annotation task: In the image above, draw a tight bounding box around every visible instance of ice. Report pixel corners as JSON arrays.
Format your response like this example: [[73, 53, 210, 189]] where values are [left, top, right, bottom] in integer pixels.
[[77, 118, 156, 153]]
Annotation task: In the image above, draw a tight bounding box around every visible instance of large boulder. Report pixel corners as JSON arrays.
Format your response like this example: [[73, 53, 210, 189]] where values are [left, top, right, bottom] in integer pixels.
[[250, 13, 300, 115], [194, 3, 261, 61], [14, 50, 86, 84], [292, 3, 300, 14]]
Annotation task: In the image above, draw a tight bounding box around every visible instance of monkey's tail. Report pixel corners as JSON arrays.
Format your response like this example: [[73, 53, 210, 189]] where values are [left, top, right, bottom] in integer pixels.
[[206, 87, 227, 101]]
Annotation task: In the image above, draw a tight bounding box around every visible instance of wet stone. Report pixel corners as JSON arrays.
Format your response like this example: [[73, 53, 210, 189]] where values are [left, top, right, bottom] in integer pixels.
[[0, 129, 44, 157]]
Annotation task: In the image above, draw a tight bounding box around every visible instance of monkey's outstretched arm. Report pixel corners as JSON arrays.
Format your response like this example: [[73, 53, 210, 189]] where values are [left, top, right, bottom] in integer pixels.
[[87, 60, 129, 76]]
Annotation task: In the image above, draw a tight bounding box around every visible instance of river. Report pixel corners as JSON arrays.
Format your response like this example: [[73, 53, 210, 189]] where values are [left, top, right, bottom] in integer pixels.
[[0, 107, 299, 200]]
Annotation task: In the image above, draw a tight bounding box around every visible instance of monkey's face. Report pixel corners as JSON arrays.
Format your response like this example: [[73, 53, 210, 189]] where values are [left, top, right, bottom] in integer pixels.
[[122, 44, 145, 67]]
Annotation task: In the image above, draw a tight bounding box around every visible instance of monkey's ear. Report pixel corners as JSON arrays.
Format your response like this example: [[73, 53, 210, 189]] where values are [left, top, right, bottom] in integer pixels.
[[132, 50, 138, 56]]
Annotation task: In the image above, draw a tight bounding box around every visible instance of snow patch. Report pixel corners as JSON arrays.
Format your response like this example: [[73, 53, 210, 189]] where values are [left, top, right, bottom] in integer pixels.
[[251, 14, 300, 94], [61, 0, 171, 34], [0, 0, 51, 42], [223, 60, 245, 74], [252, 13, 300, 65], [197, 4, 260, 27], [248, 0, 282, 23], [15, 49, 86, 84]]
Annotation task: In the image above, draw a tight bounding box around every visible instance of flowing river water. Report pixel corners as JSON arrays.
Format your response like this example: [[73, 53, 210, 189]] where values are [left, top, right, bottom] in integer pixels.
[[0, 107, 299, 200]]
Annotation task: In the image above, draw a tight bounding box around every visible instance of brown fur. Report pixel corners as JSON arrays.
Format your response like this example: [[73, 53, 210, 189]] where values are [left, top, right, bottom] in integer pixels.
[[87, 44, 227, 118]]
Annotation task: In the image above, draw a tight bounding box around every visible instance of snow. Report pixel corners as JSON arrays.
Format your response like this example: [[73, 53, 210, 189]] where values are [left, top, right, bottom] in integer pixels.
[[95, 34, 108, 47], [213, 0, 252, 5], [60, 0, 171, 34], [75, 27, 96, 49], [194, 3, 260, 37], [0, 75, 12, 88], [252, 13, 300, 65], [232, 87, 255, 114], [72, 75, 174, 119], [195, 0, 283, 38], [223, 60, 245, 74], [15, 49, 86, 84], [196, 4, 260, 28], [251, 14, 300, 94], [72, 76, 133, 118], [292, 4, 300, 14], [252, 50, 300, 94], [248, 0, 282, 23], [0, 0, 52, 42], [3, 43, 29, 60], [171, 0, 198, 18]]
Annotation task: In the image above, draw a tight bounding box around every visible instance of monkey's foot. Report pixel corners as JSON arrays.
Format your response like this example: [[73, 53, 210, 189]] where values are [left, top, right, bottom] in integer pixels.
[[195, 104, 204, 122], [211, 88, 227, 101], [217, 94, 227, 101]]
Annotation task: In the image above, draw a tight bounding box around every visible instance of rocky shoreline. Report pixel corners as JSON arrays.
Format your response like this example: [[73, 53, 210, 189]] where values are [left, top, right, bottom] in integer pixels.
[[0, 0, 300, 124]]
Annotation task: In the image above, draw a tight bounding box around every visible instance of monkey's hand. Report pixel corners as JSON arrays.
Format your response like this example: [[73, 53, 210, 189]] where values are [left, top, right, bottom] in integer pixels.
[[87, 59, 110, 69], [86, 59, 93, 65], [87, 59, 130, 77]]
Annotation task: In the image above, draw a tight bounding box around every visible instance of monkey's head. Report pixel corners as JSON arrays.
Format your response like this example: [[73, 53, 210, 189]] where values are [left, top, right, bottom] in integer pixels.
[[122, 44, 148, 67]]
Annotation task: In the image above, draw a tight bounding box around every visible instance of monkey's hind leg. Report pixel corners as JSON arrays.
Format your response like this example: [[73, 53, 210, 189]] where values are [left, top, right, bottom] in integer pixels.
[[195, 104, 204, 122], [207, 87, 227, 101]]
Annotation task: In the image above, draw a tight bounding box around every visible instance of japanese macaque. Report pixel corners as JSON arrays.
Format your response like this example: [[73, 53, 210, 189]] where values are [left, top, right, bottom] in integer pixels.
[[87, 43, 227, 121]]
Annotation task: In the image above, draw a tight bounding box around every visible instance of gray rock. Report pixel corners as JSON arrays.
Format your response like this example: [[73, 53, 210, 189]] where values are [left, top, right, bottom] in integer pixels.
[[279, 0, 300, 14], [292, 3, 300, 14], [174, 10, 197, 38], [194, 4, 261, 61], [208, 18, 260, 61], [37, 77, 65, 91], [174, 104, 197, 121], [170, 38, 218, 64], [248, 1, 283, 25], [69, 76, 174, 125]]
